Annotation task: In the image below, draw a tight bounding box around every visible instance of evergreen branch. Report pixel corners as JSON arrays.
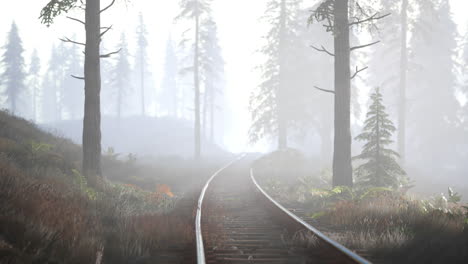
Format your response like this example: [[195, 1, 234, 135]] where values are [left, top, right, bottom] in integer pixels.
[[100, 48, 121, 58], [311, 45, 335, 57], [59, 37, 85, 46], [351, 66, 369, 80], [350, 41, 380, 52], [314, 86, 335, 94], [66, 16, 85, 26], [100, 0, 116, 14]]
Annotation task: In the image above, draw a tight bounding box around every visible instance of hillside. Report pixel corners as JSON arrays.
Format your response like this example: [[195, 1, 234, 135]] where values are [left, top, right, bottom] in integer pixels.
[[42, 116, 228, 159], [0, 110, 221, 263]]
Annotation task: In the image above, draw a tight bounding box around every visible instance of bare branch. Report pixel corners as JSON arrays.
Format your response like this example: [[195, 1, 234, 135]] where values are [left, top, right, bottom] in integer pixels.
[[100, 25, 113, 37], [66, 16, 85, 26], [349, 13, 391, 27], [71, 75, 85, 80], [311, 45, 335, 57], [60, 37, 86, 46], [351, 66, 368, 80], [314, 86, 335, 94], [350, 41, 380, 52], [100, 0, 116, 14], [100, 48, 121, 58]]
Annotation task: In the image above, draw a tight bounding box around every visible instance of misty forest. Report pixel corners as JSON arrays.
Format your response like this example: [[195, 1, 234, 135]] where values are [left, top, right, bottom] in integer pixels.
[[0, 0, 467, 263]]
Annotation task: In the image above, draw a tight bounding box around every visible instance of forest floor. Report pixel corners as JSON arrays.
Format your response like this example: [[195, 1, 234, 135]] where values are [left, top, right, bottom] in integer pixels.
[[253, 149, 468, 264], [0, 110, 226, 264]]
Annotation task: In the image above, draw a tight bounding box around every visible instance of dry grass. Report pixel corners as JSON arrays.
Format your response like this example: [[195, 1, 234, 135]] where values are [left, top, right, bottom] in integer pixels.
[[311, 195, 468, 263], [0, 110, 200, 263]]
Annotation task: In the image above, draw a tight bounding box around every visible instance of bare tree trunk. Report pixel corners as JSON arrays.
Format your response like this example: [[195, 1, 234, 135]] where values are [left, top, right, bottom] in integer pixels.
[[117, 86, 122, 119], [83, 0, 102, 187], [32, 83, 37, 122], [398, 0, 408, 164], [194, 1, 201, 159], [277, 0, 287, 150], [332, 0, 353, 187], [210, 84, 215, 143], [140, 49, 145, 116], [203, 88, 208, 138]]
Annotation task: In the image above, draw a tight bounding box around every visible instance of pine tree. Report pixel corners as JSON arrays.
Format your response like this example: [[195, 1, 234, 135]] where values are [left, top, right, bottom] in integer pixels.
[[176, 0, 213, 158], [160, 36, 179, 117], [28, 49, 41, 122], [200, 17, 225, 143], [1, 22, 26, 115], [41, 0, 120, 187], [249, 0, 303, 148], [354, 88, 406, 188], [136, 13, 148, 116], [310, 0, 389, 187], [112, 33, 131, 119]]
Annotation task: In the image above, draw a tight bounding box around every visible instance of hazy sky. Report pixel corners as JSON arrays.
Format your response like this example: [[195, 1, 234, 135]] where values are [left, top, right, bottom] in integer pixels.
[[0, 0, 467, 152]]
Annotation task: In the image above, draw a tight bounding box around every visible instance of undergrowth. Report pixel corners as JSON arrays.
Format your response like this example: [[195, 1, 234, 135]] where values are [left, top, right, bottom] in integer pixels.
[[0, 111, 198, 263], [253, 149, 468, 263]]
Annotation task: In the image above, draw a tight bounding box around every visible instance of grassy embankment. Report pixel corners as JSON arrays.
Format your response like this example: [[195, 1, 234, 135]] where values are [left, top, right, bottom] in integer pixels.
[[253, 149, 468, 264], [0, 110, 218, 263]]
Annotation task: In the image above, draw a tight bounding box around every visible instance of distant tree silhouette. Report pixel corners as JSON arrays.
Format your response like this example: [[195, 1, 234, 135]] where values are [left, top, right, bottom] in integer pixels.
[[1, 22, 26, 115], [160, 36, 179, 117], [136, 13, 148, 116], [176, 0, 213, 159], [249, 0, 303, 149], [407, 0, 458, 170], [200, 17, 224, 143], [28, 49, 41, 122], [112, 33, 131, 119]]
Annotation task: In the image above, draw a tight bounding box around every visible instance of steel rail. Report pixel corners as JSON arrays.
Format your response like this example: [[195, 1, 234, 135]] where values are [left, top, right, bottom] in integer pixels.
[[195, 154, 246, 264], [250, 168, 372, 264]]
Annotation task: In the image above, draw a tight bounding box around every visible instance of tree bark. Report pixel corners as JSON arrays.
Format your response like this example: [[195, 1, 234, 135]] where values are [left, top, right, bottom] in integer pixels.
[[277, 0, 288, 150], [332, 0, 353, 187], [82, 0, 102, 187], [398, 0, 408, 164], [194, 1, 201, 159]]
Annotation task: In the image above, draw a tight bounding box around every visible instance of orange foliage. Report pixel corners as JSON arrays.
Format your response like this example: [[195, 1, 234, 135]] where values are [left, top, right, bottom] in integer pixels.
[[156, 184, 174, 198]]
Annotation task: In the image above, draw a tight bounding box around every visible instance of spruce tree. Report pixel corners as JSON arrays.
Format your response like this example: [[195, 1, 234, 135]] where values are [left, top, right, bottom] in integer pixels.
[[354, 88, 406, 188], [1, 22, 26, 115]]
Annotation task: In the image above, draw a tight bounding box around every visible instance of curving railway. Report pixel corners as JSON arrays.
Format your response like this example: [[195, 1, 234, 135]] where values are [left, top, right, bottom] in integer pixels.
[[193, 156, 371, 264]]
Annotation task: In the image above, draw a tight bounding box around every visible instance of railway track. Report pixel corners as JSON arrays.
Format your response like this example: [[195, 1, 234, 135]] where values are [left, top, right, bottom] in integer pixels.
[[195, 157, 371, 264]]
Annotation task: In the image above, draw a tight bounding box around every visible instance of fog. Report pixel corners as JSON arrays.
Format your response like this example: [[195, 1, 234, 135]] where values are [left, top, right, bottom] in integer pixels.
[[1, 0, 468, 199]]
